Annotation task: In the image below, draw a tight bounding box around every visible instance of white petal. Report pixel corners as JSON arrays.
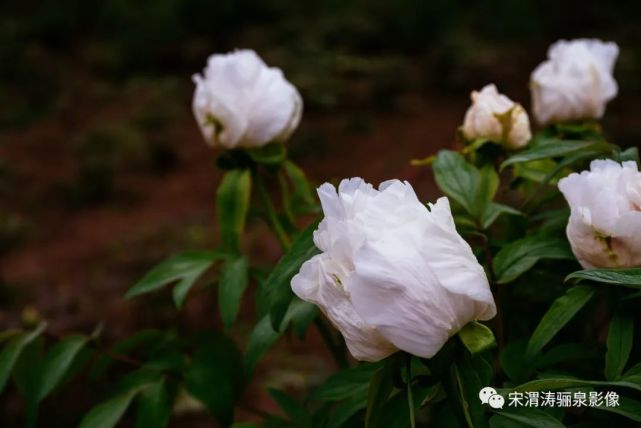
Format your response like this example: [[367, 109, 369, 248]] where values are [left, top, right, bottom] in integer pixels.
[[291, 255, 396, 361], [192, 49, 302, 148], [531, 39, 618, 124]]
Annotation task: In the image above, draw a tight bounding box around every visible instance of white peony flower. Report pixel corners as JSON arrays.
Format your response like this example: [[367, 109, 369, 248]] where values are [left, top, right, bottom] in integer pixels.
[[462, 84, 532, 149], [192, 49, 303, 149], [291, 178, 496, 361], [530, 39, 619, 125], [558, 159, 641, 269]]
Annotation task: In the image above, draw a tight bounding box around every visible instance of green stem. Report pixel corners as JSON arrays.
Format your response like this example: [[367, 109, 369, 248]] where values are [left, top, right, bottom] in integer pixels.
[[254, 172, 291, 251], [406, 354, 416, 428], [476, 226, 504, 352], [315, 318, 348, 369]]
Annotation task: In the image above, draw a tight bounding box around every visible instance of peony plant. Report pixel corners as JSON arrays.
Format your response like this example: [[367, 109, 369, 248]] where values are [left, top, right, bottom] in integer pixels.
[[2, 39, 641, 428]]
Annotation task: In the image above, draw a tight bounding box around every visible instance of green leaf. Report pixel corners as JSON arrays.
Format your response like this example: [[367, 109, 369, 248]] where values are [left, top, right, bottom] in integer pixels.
[[458, 322, 496, 354], [90, 330, 167, 379], [433, 150, 483, 217], [513, 159, 559, 183], [265, 220, 320, 329], [500, 139, 614, 170], [526, 286, 595, 358], [244, 299, 318, 374], [283, 160, 315, 206], [184, 333, 244, 427], [500, 340, 532, 383], [493, 235, 574, 284], [243, 314, 280, 375], [490, 407, 565, 428], [38, 335, 88, 400], [289, 301, 319, 339], [452, 360, 486, 428], [619, 147, 640, 163], [217, 168, 252, 253], [112, 369, 164, 397], [79, 390, 138, 428], [13, 338, 44, 427], [125, 251, 222, 307], [135, 380, 171, 428], [377, 383, 432, 428], [480, 203, 523, 230], [605, 311, 634, 381], [218, 256, 249, 328], [365, 359, 396, 428], [311, 362, 382, 402], [323, 395, 368, 428], [566, 268, 641, 287], [536, 343, 601, 368], [621, 361, 641, 383], [247, 143, 287, 165], [0, 321, 46, 393], [511, 377, 641, 394], [269, 389, 312, 428], [479, 164, 500, 202], [593, 396, 641, 422]]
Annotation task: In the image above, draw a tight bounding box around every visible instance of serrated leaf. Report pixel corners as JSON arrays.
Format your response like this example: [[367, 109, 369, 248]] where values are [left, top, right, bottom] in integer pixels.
[[525, 286, 594, 358], [217, 168, 252, 253], [219, 256, 249, 328]]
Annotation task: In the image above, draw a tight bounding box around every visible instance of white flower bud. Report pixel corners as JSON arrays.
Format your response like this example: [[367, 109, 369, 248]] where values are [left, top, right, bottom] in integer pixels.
[[531, 39, 619, 125], [192, 50, 303, 149], [558, 159, 641, 269], [462, 84, 531, 149]]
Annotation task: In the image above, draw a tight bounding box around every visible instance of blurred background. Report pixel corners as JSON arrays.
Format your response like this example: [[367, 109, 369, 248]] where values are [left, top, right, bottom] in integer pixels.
[[1, 0, 641, 425]]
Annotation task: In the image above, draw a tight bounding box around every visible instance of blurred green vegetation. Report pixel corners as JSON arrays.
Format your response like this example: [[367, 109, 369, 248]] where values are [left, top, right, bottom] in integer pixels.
[[2, 0, 641, 127]]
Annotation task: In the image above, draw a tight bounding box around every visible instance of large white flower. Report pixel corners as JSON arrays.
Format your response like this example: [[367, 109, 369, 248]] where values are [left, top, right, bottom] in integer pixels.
[[530, 39, 619, 125], [192, 49, 303, 149], [291, 178, 496, 361], [558, 159, 641, 269], [462, 84, 531, 149]]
